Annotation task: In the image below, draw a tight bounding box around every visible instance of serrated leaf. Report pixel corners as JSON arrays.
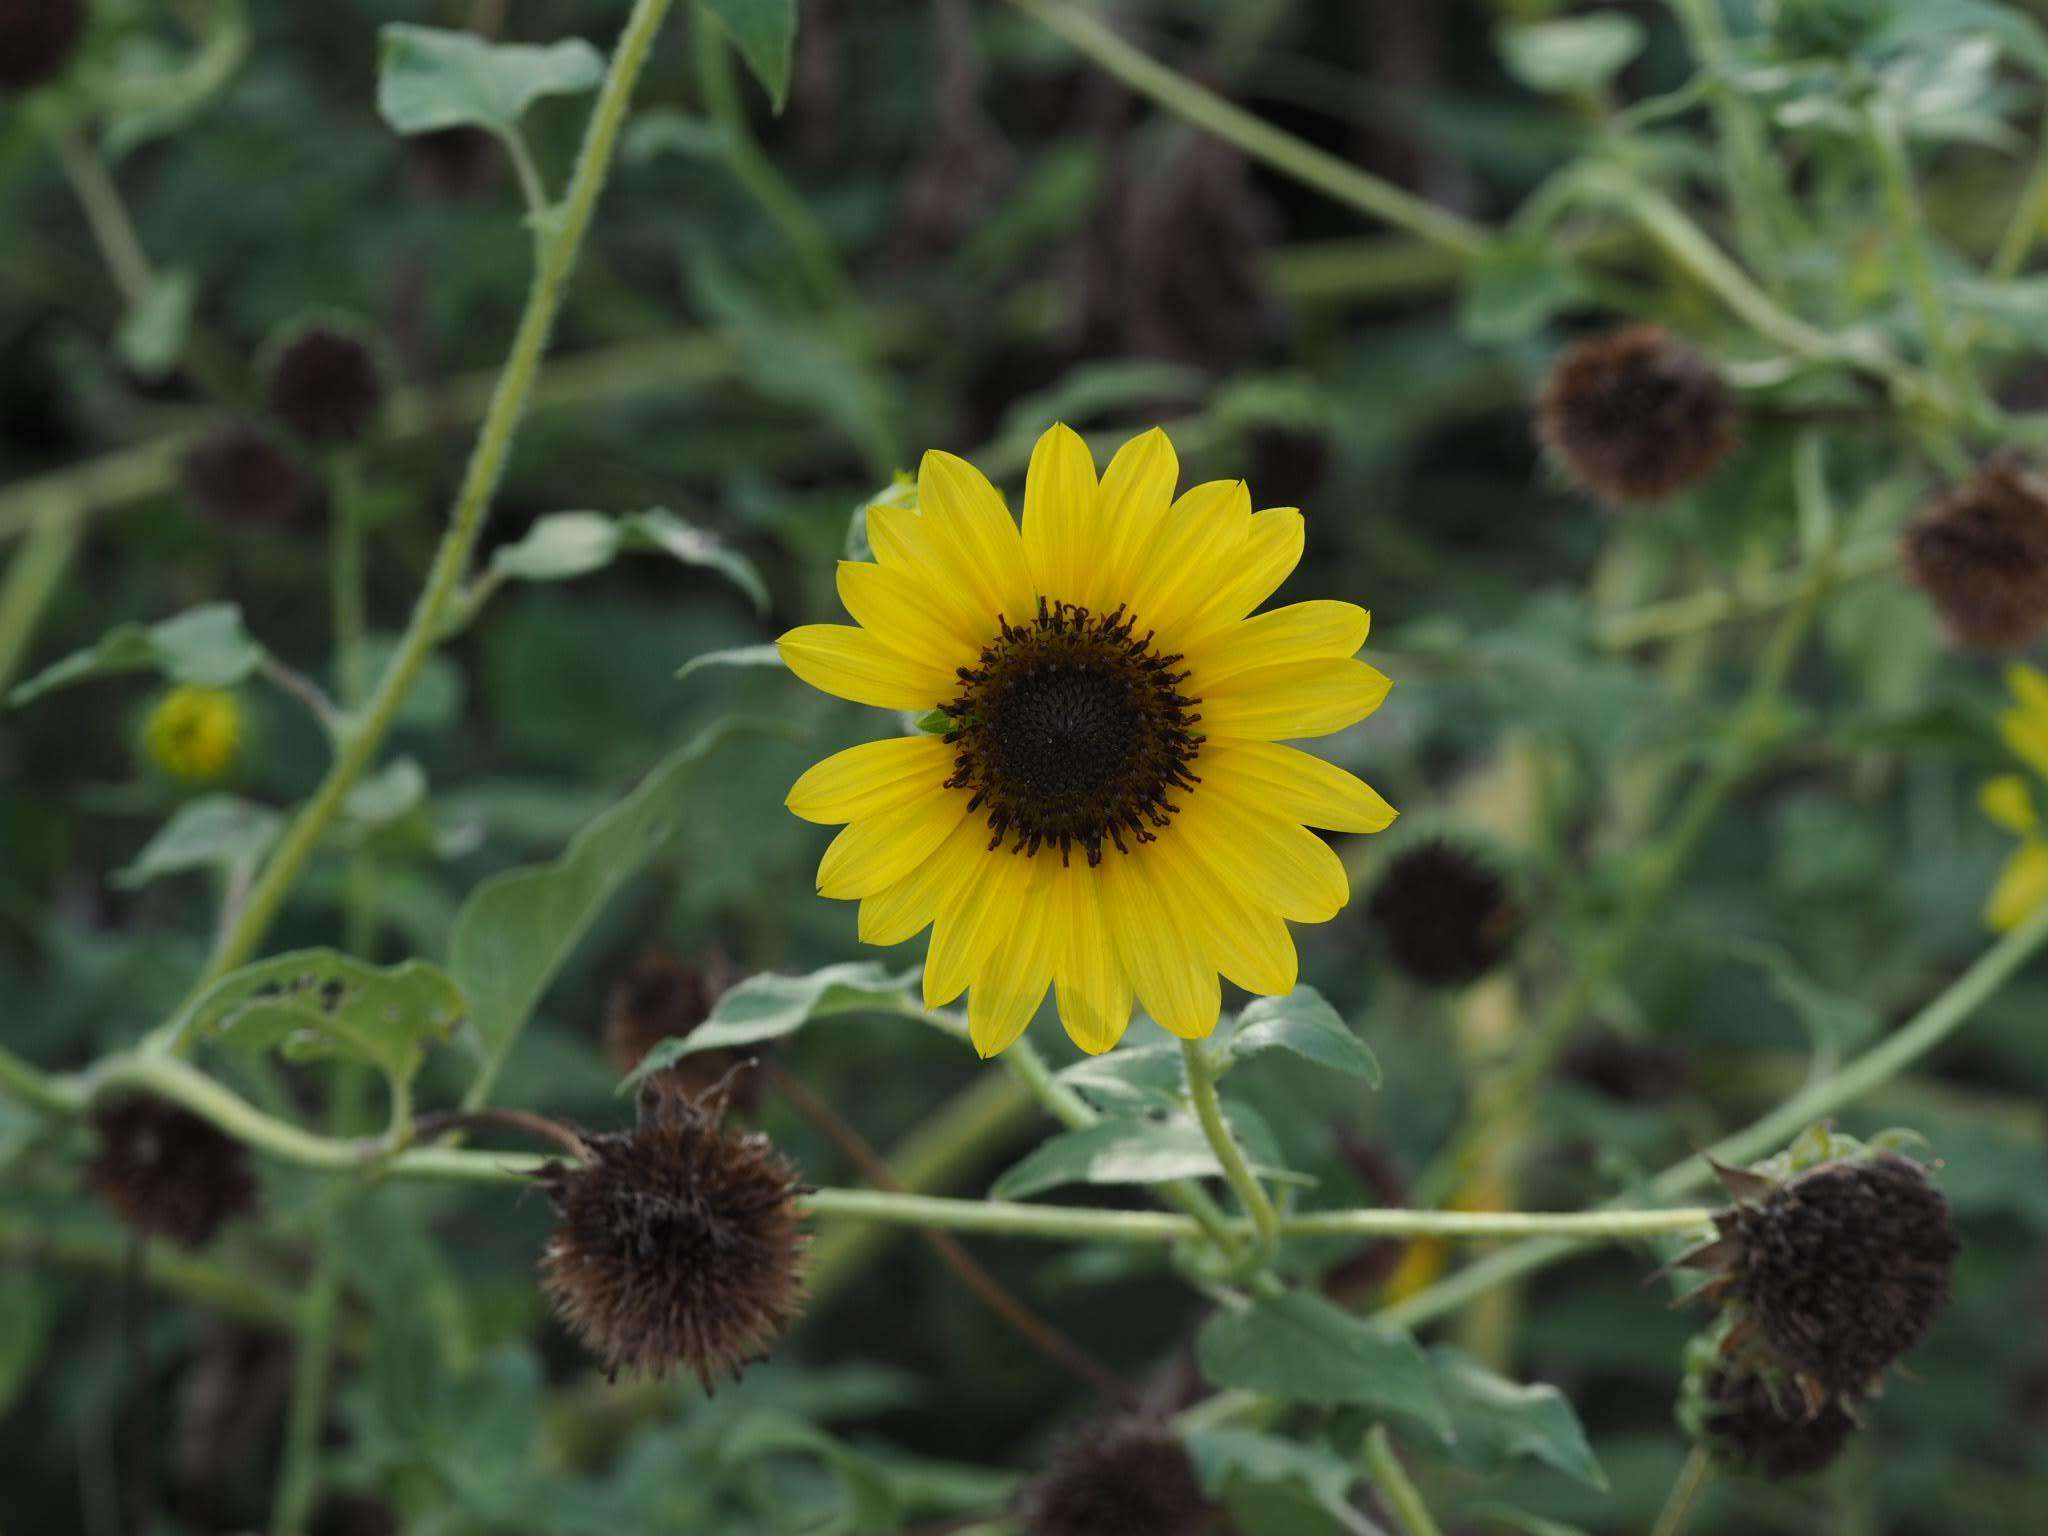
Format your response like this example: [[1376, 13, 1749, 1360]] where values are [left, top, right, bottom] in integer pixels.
[[702, 0, 798, 112], [1497, 15, 1645, 95], [1230, 988, 1381, 1087], [1055, 1041, 1185, 1110], [676, 643, 787, 683], [377, 25, 604, 139], [1428, 1347, 1606, 1490], [621, 961, 919, 1090], [115, 795, 282, 889], [989, 1102, 1310, 1201], [1196, 1293, 1449, 1435], [450, 721, 755, 1090], [175, 948, 466, 1089], [9, 603, 264, 707]]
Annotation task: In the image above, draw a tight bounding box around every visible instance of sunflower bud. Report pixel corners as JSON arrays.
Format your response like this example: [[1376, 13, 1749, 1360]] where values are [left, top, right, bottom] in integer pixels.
[[142, 685, 244, 784], [1366, 838, 1520, 987], [535, 1080, 807, 1388], [88, 1095, 257, 1249], [0, 0, 85, 92], [1019, 1419, 1214, 1536], [1536, 325, 1736, 505], [263, 317, 387, 447], [1900, 459, 2048, 651], [1676, 1143, 1958, 1403], [180, 423, 308, 527]]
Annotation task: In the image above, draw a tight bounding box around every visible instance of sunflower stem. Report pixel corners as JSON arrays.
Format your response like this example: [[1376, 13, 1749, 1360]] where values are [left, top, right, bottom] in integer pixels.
[[1365, 1425, 1445, 1536], [1181, 1038, 1281, 1274], [1649, 1445, 1716, 1536]]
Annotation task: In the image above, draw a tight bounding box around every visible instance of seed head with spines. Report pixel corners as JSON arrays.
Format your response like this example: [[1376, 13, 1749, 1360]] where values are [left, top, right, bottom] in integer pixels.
[[1019, 1419, 1217, 1536], [1536, 325, 1736, 505], [1900, 459, 2048, 651], [88, 1095, 257, 1249]]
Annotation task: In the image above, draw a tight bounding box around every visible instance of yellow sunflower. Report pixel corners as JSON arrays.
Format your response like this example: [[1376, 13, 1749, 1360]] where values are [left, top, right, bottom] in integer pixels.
[[779, 425, 1397, 1057], [1982, 663, 2048, 931]]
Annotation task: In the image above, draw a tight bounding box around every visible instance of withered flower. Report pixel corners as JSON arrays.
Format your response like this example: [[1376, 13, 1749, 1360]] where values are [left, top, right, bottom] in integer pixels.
[[1019, 1419, 1216, 1536], [88, 1095, 256, 1249], [1537, 325, 1736, 505], [1366, 839, 1520, 988], [1900, 459, 2048, 651]]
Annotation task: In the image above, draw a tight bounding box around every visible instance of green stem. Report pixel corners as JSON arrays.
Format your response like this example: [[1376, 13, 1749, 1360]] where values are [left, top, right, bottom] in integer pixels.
[[1667, 0, 1789, 291], [1365, 1425, 1445, 1536], [1596, 538, 1896, 650], [328, 453, 369, 708], [503, 124, 552, 225], [1650, 1445, 1715, 1536], [1864, 104, 1973, 421], [0, 493, 84, 699], [1994, 120, 2048, 279], [48, 119, 156, 306], [1382, 900, 2048, 1331], [0, 1041, 76, 1115], [269, 1246, 342, 1536], [162, 0, 683, 1012], [1181, 1037, 1280, 1271], [1003, 0, 1485, 257]]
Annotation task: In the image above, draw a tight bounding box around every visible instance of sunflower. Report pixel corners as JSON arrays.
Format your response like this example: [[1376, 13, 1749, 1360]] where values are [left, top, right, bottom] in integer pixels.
[[778, 425, 1396, 1057], [1981, 662, 2048, 930]]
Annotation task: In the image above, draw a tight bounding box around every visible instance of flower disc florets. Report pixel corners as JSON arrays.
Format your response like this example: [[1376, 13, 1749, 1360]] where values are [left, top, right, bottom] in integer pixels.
[[264, 319, 386, 446], [1366, 839, 1520, 987], [88, 1095, 257, 1249], [1019, 1419, 1214, 1536], [1701, 1362, 1858, 1479], [1900, 459, 2048, 651], [536, 1081, 807, 1388], [1537, 325, 1736, 505], [940, 596, 1203, 866], [0, 0, 85, 91]]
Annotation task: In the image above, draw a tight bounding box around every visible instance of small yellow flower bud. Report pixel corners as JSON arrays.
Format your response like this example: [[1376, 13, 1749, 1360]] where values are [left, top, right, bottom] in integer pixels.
[[143, 685, 244, 784]]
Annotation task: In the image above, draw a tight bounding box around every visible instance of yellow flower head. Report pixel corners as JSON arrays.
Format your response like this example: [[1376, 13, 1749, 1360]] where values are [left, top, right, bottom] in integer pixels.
[[1981, 663, 2048, 931], [143, 685, 244, 784], [778, 425, 1397, 1057]]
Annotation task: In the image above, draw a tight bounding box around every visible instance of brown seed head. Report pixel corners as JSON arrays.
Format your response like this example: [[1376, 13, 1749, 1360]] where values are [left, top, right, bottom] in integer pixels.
[[1900, 459, 2048, 651], [0, 0, 85, 92], [1702, 1363, 1858, 1479], [88, 1095, 256, 1249], [180, 423, 307, 527], [603, 949, 753, 1107], [265, 319, 386, 446], [1019, 1419, 1215, 1536], [1367, 839, 1520, 988], [536, 1080, 807, 1388], [1537, 325, 1736, 505]]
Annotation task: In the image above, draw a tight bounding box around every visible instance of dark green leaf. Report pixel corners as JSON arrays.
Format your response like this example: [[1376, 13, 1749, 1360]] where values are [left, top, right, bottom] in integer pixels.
[[482, 510, 766, 612], [1196, 1293, 1449, 1434], [115, 795, 282, 889], [1429, 1346, 1607, 1489], [377, 25, 604, 138], [701, 0, 799, 112], [1230, 988, 1381, 1086], [1055, 1041, 1185, 1110], [10, 603, 263, 706]]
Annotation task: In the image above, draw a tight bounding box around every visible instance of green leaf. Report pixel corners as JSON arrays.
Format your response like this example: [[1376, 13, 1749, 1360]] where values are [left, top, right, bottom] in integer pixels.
[[913, 709, 953, 735], [621, 509, 770, 611], [114, 795, 282, 889], [451, 722, 755, 1090], [1460, 237, 1592, 341], [0, 1273, 53, 1416], [342, 757, 430, 833], [1184, 1427, 1360, 1514], [622, 108, 734, 163], [483, 511, 767, 610], [723, 1412, 900, 1531], [702, 0, 799, 112], [989, 1103, 1310, 1201], [9, 603, 264, 707], [117, 269, 197, 378], [1055, 1041, 1185, 1110], [1230, 987, 1381, 1087], [376, 25, 604, 139], [1195, 1293, 1449, 1435], [621, 961, 919, 1090], [676, 642, 787, 683], [1429, 1347, 1606, 1489], [1497, 15, 1645, 95], [175, 948, 466, 1089]]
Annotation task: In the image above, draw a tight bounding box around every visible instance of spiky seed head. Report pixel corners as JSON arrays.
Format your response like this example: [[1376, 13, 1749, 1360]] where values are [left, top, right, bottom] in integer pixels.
[[88, 1095, 256, 1249], [1900, 459, 2048, 651], [535, 1080, 806, 1389], [1366, 839, 1520, 987], [603, 949, 754, 1107], [1701, 1363, 1859, 1479], [180, 422, 307, 527], [1019, 1420, 1214, 1536], [0, 0, 86, 92], [1536, 325, 1736, 505], [263, 318, 386, 446]]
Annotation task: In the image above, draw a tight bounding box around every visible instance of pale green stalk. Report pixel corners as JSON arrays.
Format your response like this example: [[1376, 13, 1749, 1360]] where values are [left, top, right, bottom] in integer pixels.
[[1994, 125, 2048, 279], [1366, 1425, 1446, 1536], [1597, 538, 1897, 650], [1667, 0, 1789, 291], [1864, 104, 1974, 426], [1649, 1446, 1716, 1536], [0, 495, 83, 699], [1182, 1037, 1280, 1270], [48, 120, 156, 306]]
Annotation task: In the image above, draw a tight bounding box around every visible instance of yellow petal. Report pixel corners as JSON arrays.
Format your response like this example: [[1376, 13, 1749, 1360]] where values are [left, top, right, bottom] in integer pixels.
[[858, 817, 983, 945], [1198, 740, 1398, 833], [1180, 792, 1348, 923], [918, 450, 1035, 626], [1126, 480, 1250, 640], [1981, 774, 2039, 836], [1022, 424, 1098, 607], [968, 857, 1058, 1056], [1200, 657, 1393, 741], [816, 790, 969, 900], [779, 624, 956, 711], [836, 560, 985, 663], [1987, 841, 2048, 931], [1096, 428, 1180, 602], [1184, 601, 1372, 688], [1053, 863, 1134, 1055], [1101, 848, 1220, 1039], [2010, 662, 2048, 714], [1153, 830, 1298, 997], [864, 503, 1002, 648], [788, 734, 951, 825], [1174, 507, 1304, 642], [924, 840, 1033, 1008], [2003, 702, 2048, 781]]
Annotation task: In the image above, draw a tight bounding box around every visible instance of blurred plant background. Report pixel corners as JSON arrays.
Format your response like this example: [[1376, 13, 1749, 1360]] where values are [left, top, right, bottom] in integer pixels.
[[6, 1, 2048, 1533]]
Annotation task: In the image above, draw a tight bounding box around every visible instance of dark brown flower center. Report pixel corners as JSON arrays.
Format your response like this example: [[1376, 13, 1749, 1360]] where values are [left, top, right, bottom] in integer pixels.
[[939, 598, 1202, 866]]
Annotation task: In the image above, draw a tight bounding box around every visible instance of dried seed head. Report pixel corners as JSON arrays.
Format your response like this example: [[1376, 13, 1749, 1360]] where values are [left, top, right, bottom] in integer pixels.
[[1019, 1420, 1214, 1536], [404, 125, 503, 201], [264, 318, 386, 446], [1558, 1027, 1689, 1103], [536, 1081, 807, 1388], [1690, 1153, 1958, 1398], [1536, 325, 1736, 505], [180, 422, 307, 527], [0, 0, 86, 92], [603, 949, 754, 1107], [1366, 839, 1520, 987], [1900, 460, 2048, 651], [1701, 1363, 1858, 1479], [88, 1095, 256, 1249]]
